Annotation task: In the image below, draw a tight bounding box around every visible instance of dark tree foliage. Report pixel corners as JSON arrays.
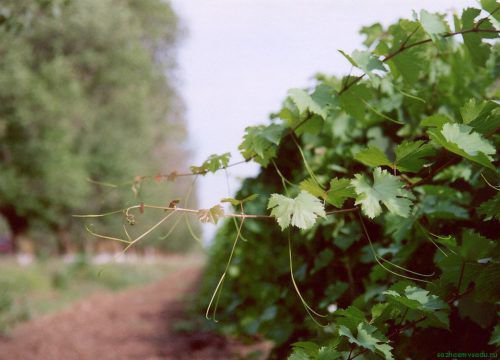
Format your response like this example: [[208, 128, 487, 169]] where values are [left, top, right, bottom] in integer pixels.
[[0, 0, 192, 253]]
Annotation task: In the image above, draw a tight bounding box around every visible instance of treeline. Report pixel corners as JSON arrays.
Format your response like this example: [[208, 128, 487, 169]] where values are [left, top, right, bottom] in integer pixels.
[[0, 0, 195, 254]]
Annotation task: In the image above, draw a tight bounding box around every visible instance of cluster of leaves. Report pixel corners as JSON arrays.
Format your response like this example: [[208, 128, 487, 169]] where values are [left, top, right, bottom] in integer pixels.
[[198, 3, 499, 359], [0, 0, 195, 253]]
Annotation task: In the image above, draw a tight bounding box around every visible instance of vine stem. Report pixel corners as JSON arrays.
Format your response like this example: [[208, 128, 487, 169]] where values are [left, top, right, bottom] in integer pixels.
[[75, 203, 359, 221]]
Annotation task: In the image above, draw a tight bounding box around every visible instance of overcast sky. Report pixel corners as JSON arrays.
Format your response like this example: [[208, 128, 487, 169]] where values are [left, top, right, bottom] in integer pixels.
[[169, 0, 476, 239]]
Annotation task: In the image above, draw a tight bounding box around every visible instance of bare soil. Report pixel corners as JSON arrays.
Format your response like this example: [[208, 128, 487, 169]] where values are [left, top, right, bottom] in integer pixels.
[[0, 262, 271, 360]]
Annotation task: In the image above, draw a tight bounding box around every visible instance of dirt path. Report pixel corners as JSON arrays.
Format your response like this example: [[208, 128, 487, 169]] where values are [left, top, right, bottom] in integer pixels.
[[0, 262, 270, 360]]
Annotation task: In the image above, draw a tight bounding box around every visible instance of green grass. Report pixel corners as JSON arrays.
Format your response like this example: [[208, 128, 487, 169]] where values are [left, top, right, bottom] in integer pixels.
[[0, 254, 202, 332]]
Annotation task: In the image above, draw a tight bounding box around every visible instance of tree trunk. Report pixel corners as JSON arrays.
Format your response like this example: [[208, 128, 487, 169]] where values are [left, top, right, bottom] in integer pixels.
[[0, 206, 29, 253], [55, 226, 71, 255]]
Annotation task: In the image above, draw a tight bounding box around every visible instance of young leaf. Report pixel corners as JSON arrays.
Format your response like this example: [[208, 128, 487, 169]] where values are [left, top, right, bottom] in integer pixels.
[[460, 98, 486, 124], [384, 286, 449, 328], [198, 205, 225, 225], [267, 191, 326, 230], [478, 193, 500, 221], [351, 50, 386, 78], [351, 168, 413, 218], [395, 140, 435, 173], [190, 152, 231, 174], [461, 8, 496, 66], [300, 178, 327, 199], [354, 146, 391, 167], [326, 178, 356, 208], [419, 10, 447, 42], [428, 123, 495, 169], [239, 124, 285, 166], [338, 323, 394, 360], [288, 88, 327, 119]]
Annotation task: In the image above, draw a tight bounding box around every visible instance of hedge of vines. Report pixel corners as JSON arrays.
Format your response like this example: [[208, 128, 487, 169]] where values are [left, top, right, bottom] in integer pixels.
[[197, 3, 499, 359]]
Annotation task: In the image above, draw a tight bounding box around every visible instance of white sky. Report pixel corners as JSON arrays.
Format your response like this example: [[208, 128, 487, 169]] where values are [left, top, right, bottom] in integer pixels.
[[170, 0, 476, 239]]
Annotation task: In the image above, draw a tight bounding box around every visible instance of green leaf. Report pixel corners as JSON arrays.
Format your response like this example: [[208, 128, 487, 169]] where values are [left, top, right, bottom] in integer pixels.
[[326, 178, 356, 208], [312, 249, 334, 273], [190, 152, 231, 174], [339, 323, 394, 360], [288, 349, 310, 360], [267, 190, 326, 230], [317, 347, 341, 360], [489, 325, 500, 346], [347, 50, 386, 81], [198, 205, 225, 225], [420, 114, 451, 128], [354, 146, 391, 167], [395, 140, 435, 173], [288, 88, 327, 119], [442, 122, 496, 159], [460, 98, 486, 124], [333, 306, 366, 331], [384, 286, 450, 328], [478, 193, 500, 221], [339, 83, 373, 122], [300, 178, 327, 199], [459, 229, 495, 261], [333, 221, 361, 250], [480, 0, 499, 16], [458, 292, 496, 328], [461, 8, 496, 66], [360, 23, 384, 47], [351, 168, 414, 218], [239, 124, 286, 166], [435, 253, 481, 293], [390, 47, 424, 86], [419, 10, 447, 42], [474, 264, 500, 302], [428, 123, 495, 169]]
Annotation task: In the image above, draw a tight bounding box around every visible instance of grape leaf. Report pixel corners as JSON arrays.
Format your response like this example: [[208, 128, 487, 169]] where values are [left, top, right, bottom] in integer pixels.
[[460, 98, 486, 124], [419, 10, 447, 42], [354, 146, 391, 167], [338, 83, 373, 121], [351, 168, 414, 218], [334, 306, 366, 331], [317, 347, 341, 360], [239, 124, 285, 166], [384, 286, 450, 328], [326, 178, 356, 208], [489, 325, 500, 346], [420, 114, 451, 128], [461, 8, 498, 66], [198, 205, 225, 225], [395, 140, 435, 173], [389, 47, 424, 86], [459, 229, 495, 262], [267, 191, 326, 230], [190, 152, 231, 174], [288, 88, 327, 119], [478, 193, 500, 221], [288, 349, 309, 360], [339, 50, 386, 81], [428, 123, 495, 169], [300, 178, 327, 199], [339, 323, 394, 360]]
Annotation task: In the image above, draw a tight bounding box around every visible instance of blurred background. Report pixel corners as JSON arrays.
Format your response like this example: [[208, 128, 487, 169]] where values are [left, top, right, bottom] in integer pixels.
[[0, 0, 475, 339]]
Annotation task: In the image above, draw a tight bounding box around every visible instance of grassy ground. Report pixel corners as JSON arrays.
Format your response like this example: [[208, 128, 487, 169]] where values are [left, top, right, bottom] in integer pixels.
[[0, 254, 203, 333]]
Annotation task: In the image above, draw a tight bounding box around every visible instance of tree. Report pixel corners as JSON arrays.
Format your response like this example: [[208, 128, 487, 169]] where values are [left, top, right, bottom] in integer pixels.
[[198, 4, 499, 358], [0, 0, 190, 253]]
